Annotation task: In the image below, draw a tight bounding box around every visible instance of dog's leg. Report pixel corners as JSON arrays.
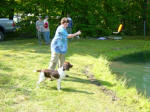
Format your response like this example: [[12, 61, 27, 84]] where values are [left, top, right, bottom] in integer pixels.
[[36, 72, 45, 88], [57, 79, 61, 91], [50, 75, 55, 81]]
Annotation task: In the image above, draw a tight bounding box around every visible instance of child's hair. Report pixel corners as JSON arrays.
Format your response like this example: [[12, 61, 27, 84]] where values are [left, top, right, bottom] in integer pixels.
[[61, 17, 69, 24]]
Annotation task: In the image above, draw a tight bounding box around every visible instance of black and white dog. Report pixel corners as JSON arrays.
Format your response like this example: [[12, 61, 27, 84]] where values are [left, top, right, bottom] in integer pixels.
[[34, 62, 73, 91]]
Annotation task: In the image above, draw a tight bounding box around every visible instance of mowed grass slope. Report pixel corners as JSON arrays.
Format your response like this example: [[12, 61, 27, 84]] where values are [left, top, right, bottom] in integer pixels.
[[0, 38, 150, 112]]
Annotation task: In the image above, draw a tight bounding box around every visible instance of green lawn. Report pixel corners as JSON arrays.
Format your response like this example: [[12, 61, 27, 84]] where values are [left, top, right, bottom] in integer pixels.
[[0, 37, 150, 112]]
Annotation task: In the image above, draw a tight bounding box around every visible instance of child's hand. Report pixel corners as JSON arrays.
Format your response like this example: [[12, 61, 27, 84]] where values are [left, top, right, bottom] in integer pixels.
[[76, 31, 81, 35]]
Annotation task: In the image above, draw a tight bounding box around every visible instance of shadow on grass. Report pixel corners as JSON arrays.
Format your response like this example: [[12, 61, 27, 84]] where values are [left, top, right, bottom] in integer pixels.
[[62, 88, 94, 94], [65, 76, 113, 87], [0, 63, 13, 72], [0, 37, 50, 54], [112, 50, 150, 63], [0, 84, 32, 96], [50, 75, 113, 94], [0, 73, 32, 96], [0, 74, 30, 95], [0, 74, 13, 85], [51, 87, 94, 94]]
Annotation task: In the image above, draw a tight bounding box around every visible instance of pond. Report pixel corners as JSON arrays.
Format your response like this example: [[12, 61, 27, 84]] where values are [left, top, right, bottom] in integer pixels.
[[111, 61, 150, 97]]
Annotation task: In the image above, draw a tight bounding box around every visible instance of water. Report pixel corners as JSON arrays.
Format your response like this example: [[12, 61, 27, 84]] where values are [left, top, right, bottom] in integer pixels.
[[111, 62, 150, 97], [143, 63, 150, 96]]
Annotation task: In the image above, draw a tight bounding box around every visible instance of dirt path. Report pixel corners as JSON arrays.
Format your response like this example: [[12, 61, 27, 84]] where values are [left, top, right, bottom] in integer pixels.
[[82, 65, 119, 102]]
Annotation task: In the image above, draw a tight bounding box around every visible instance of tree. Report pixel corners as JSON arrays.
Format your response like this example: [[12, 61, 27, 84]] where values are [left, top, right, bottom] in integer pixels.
[[1, 0, 149, 37]]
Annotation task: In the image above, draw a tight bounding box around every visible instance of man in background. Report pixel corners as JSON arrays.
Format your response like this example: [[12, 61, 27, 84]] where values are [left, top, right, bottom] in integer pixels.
[[36, 16, 48, 45], [67, 14, 80, 39], [43, 16, 50, 44], [67, 14, 73, 34]]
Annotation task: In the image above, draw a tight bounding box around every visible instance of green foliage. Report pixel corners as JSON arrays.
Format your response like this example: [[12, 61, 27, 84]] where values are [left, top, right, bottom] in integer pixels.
[[1, 0, 150, 37]]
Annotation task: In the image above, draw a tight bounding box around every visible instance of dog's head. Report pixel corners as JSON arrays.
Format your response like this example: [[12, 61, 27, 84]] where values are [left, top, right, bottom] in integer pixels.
[[63, 62, 73, 71]]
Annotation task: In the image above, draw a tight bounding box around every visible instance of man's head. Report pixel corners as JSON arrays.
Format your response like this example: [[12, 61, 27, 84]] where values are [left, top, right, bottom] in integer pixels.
[[38, 16, 42, 20], [45, 16, 48, 19]]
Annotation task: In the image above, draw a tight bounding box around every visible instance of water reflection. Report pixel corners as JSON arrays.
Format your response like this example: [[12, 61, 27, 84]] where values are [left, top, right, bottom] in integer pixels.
[[111, 62, 150, 97]]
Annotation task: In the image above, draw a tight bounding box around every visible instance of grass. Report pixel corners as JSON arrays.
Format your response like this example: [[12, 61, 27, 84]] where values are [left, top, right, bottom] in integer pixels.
[[0, 37, 150, 112]]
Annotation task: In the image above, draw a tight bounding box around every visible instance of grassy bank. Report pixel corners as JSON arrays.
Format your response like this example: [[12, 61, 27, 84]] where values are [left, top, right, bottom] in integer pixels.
[[0, 37, 150, 112]]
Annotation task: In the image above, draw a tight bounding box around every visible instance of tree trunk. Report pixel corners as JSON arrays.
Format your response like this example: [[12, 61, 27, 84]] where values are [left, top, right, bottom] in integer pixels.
[[143, 0, 147, 36], [9, 0, 15, 20]]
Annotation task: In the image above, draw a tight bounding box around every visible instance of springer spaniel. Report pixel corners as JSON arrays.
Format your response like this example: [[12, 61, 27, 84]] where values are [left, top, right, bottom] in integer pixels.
[[35, 62, 73, 91]]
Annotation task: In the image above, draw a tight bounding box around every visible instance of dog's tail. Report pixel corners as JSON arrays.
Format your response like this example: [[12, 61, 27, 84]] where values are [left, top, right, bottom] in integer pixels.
[[33, 70, 42, 72]]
